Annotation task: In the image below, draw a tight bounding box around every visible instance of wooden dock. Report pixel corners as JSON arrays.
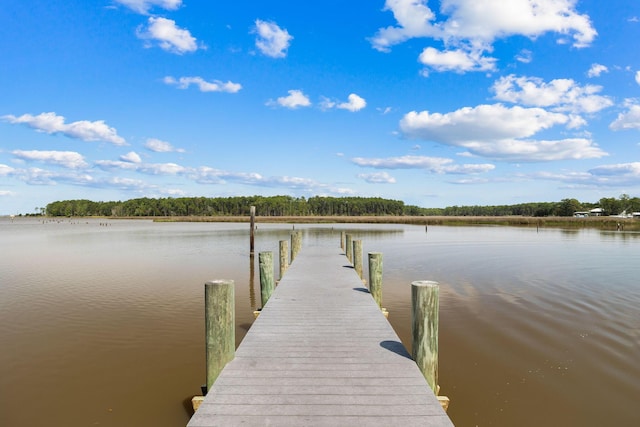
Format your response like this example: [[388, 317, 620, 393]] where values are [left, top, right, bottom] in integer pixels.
[[187, 242, 453, 426]]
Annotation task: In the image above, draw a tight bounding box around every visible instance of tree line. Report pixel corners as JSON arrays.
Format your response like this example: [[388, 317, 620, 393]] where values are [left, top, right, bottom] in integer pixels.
[[43, 194, 639, 218]]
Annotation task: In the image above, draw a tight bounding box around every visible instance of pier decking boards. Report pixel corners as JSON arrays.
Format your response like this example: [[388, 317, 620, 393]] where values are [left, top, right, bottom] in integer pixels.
[[188, 243, 453, 427]]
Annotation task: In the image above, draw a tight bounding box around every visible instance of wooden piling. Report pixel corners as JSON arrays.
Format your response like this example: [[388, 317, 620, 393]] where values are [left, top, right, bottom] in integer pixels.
[[259, 251, 275, 307], [340, 231, 346, 250], [345, 234, 353, 264], [249, 206, 255, 254], [353, 240, 363, 279], [205, 280, 235, 391], [411, 280, 439, 394], [368, 252, 383, 307], [291, 230, 302, 261], [279, 240, 289, 279]]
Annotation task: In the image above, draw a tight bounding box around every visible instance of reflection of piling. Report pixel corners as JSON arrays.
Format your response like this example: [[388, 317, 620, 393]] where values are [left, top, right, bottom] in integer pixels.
[[279, 240, 289, 279], [411, 280, 439, 394], [353, 240, 363, 279], [205, 280, 235, 391], [259, 251, 275, 307], [368, 252, 383, 307]]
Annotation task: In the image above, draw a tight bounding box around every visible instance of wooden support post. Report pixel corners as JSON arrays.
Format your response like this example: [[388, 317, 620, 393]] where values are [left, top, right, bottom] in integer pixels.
[[205, 280, 235, 391], [345, 234, 353, 264], [249, 206, 255, 255], [353, 240, 363, 279], [259, 251, 275, 307], [291, 230, 302, 261], [411, 280, 439, 394], [368, 252, 383, 307], [340, 231, 346, 250], [279, 240, 289, 279]]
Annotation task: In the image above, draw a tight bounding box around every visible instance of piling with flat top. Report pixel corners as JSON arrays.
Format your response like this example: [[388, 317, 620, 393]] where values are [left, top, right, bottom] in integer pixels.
[[353, 240, 363, 279], [249, 206, 255, 254], [340, 230, 346, 250], [279, 240, 289, 279], [291, 230, 302, 261], [368, 252, 383, 307], [259, 251, 275, 307], [345, 234, 353, 263], [411, 280, 439, 393], [205, 280, 235, 391]]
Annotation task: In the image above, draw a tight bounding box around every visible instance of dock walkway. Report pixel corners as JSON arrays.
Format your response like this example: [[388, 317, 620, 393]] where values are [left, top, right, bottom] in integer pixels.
[[187, 242, 453, 426]]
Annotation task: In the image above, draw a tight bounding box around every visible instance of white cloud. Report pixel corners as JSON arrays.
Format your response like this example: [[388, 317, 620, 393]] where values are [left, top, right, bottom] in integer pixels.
[[419, 47, 496, 73], [515, 49, 533, 63], [492, 75, 613, 114], [636, 71, 640, 86], [352, 155, 495, 174], [163, 76, 242, 93], [254, 20, 293, 58], [610, 103, 640, 131], [0, 164, 16, 176], [120, 151, 142, 163], [12, 150, 89, 169], [400, 104, 607, 161], [2, 112, 126, 145], [587, 63, 608, 78], [338, 94, 367, 112], [144, 138, 185, 153], [137, 17, 199, 54], [357, 172, 397, 184], [114, 0, 181, 14], [95, 159, 186, 175], [267, 90, 311, 109], [371, 0, 596, 73], [0, 190, 16, 196]]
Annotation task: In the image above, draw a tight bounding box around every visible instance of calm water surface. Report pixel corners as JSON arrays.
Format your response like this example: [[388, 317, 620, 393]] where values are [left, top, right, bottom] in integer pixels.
[[1, 218, 639, 426]]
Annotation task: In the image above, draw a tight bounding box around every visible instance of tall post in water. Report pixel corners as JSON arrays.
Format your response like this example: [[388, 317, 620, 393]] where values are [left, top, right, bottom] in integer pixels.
[[205, 280, 235, 391], [368, 252, 383, 307], [259, 251, 275, 307], [279, 240, 289, 279], [249, 206, 256, 255], [340, 231, 346, 250], [291, 230, 302, 261], [353, 240, 363, 279], [411, 280, 440, 394], [345, 234, 353, 264]]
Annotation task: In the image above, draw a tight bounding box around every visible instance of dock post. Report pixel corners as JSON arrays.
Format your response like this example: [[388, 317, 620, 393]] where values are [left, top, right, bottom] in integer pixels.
[[411, 280, 439, 394], [279, 240, 289, 280], [368, 252, 383, 307], [205, 280, 235, 391], [291, 230, 302, 261], [353, 240, 363, 279], [345, 234, 353, 263], [259, 251, 275, 307], [340, 231, 346, 250], [249, 206, 255, 255]]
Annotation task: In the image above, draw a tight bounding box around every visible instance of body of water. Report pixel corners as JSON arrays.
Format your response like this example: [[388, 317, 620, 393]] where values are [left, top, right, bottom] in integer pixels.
[[1, 218, 638, 426]]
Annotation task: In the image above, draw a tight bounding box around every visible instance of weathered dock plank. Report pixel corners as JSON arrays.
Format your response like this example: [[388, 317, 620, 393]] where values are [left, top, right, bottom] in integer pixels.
[[187, 243, 453, 426]]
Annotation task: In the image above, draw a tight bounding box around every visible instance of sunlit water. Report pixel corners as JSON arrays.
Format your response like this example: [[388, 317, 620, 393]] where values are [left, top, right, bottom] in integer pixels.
[[1, 218, 638, 426]]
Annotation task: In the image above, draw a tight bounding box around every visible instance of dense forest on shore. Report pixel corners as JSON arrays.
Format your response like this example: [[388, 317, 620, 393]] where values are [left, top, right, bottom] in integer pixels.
[[42, 194, 639, 218]]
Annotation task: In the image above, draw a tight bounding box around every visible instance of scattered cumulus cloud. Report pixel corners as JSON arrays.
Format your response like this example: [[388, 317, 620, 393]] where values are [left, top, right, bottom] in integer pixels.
[[370, 0, 596, 74], [321, 94, 367, 112], [515, 49, 533, 63], [357, 172, 397, 184], [12, 150, 89, 169], [2, 112, 126, 145], [253, 20, 293, 58], [144, 138, 185, 153], [587, 63, 608, 78], [610, 102, 640, 131], [267, 90, 311, 109], [399, 104, 607, 161], [120, 151, 142, 163], [114, 0, 182, 14], [352, 155, 495, 175], [163, 76, 242, 93], [636, 71, 640, 86], [492, 75, 613, 114], [137, 17, 200, 54]]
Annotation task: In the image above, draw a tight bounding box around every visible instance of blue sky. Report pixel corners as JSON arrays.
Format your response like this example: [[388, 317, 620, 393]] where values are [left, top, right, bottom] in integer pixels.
[[2, 0, 640, 215]]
